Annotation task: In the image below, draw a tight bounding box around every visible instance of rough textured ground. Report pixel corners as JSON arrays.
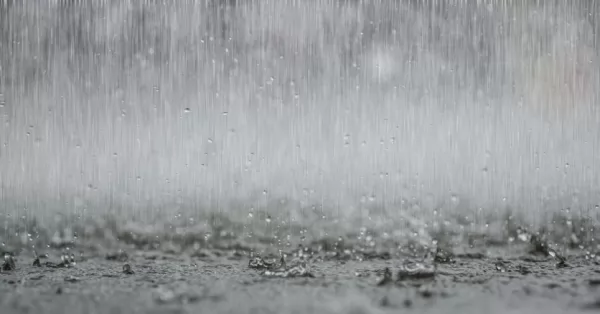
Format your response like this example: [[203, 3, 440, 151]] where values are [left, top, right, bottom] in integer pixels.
[[0, 209, 598, 313], [1, 248, 600, 314]]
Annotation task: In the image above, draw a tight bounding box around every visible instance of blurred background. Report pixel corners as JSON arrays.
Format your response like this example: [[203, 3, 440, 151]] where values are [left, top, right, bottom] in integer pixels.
[[0, 0, 599, 249]]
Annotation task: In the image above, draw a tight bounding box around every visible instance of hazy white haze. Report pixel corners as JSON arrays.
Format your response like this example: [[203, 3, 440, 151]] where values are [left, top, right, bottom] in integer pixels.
[[0, 1, 599, 242]]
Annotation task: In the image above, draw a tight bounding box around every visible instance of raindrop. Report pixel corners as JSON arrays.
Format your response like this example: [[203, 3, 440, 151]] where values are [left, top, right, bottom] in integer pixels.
[[184, 108, 191, 113], [494, 262, 507, 272]]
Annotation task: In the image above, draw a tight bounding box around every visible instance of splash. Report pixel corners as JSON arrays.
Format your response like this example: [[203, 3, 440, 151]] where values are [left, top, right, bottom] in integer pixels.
[[0, 1, 599, 253]]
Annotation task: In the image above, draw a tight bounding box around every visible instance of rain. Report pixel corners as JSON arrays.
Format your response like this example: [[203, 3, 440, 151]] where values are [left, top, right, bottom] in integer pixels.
[[0, 1, 599, 313]]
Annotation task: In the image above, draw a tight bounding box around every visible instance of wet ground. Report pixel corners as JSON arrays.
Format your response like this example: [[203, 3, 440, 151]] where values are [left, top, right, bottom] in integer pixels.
[[1, 244, 600, 314], [0, 208, 598, 313]]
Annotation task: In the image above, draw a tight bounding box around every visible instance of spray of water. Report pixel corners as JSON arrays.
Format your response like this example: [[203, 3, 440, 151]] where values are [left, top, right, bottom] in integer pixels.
[[0, 1, 599, 251]]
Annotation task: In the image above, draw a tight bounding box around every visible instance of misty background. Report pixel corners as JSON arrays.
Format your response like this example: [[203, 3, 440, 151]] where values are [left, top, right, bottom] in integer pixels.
[[0, 1, 599, 244]]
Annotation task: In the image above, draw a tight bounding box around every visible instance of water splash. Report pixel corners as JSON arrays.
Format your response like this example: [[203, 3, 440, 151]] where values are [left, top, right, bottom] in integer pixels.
[[0, 1, 599, 253]]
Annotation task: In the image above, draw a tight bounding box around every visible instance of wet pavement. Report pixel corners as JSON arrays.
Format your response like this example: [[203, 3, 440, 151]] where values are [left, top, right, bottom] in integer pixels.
[[1, 247, 599, 314]]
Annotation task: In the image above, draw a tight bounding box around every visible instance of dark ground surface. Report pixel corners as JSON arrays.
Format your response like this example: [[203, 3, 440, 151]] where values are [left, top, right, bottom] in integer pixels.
[[1, 247, 600, 314], [0, 209, 599, 313]]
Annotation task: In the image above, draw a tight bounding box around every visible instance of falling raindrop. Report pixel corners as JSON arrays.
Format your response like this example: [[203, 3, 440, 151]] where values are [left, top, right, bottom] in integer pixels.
[[0, 2, 598, 301]]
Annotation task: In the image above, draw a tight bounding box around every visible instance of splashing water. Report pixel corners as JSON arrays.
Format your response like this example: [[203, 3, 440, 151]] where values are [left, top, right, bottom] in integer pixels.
[[0, 1, 599, 256]]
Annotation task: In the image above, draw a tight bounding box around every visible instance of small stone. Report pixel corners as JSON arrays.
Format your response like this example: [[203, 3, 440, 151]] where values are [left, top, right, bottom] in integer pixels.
[[123, 264, 135, 275], [2, 253, 16, 271]]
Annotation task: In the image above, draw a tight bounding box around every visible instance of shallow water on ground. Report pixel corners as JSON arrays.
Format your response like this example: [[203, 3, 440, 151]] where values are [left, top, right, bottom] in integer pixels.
[[1, 210, 600, 314], [1, 245, 600, 314]]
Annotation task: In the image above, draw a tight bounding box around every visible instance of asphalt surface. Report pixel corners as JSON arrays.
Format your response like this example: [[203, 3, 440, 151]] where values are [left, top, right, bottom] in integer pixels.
[[1, 246, 599, 314]]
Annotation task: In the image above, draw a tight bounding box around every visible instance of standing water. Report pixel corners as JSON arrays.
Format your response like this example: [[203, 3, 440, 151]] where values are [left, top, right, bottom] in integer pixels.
[[0, 1, 600, 313]]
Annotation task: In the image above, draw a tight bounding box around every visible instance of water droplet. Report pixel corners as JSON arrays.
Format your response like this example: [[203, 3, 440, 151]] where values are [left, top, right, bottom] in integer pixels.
[[495, 263, 507, 272], [207, 138, 213, 143], [184, 108, 191, 113], [517, 232, 531, 242], [265, 215, 272, 223]]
